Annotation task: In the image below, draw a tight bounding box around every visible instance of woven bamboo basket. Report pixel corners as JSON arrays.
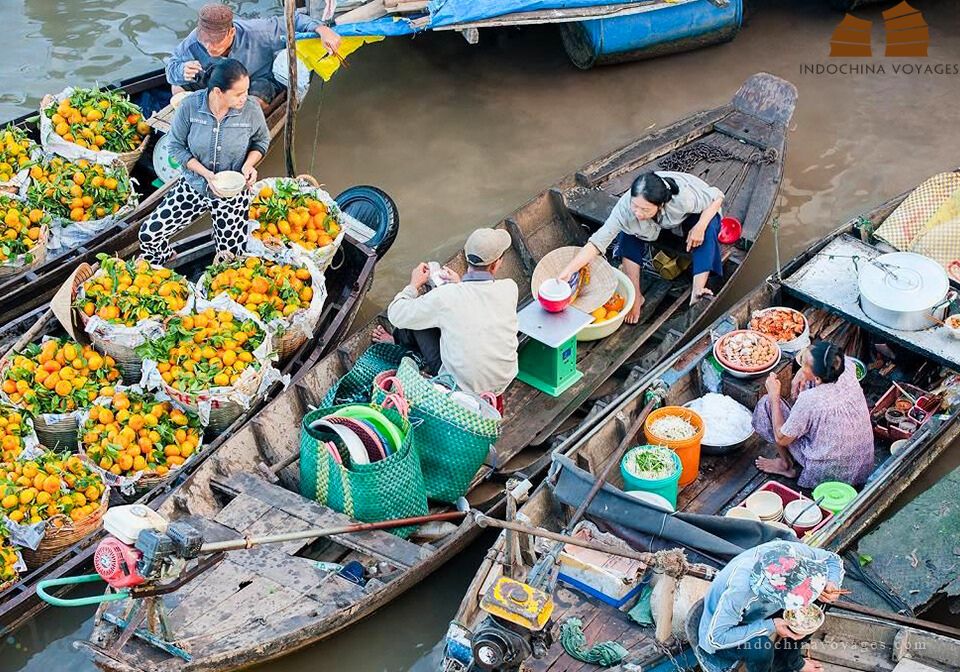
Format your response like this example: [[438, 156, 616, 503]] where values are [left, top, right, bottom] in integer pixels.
[[20, 492, 108, 569], [116, 133, 150, 173], [0, 224, 49, 280], [32, 413, 80, 451], [276, 327, 308, 363], [77, 310, 141, 383]]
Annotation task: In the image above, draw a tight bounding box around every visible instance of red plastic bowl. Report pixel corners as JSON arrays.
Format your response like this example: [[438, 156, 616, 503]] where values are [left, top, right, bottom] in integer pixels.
[[537, 278, 573, 313], [719, 217, 742, 245]]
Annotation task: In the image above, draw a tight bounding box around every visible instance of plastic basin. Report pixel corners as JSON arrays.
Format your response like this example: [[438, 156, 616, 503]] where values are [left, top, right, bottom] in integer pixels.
[[643, 406, 704, 487], [578, 267, 636, 342], [620, 447, 683, 509]]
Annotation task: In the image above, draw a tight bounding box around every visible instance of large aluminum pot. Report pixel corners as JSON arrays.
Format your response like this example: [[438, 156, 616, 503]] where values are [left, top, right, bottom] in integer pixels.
[[858, 252, 949, 331]]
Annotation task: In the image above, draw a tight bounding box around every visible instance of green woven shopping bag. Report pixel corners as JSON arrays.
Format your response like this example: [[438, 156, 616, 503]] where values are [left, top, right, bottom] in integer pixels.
[[321, 343, 407, 406], [299, 399, 428, 538], [372, 357, 501, 504]]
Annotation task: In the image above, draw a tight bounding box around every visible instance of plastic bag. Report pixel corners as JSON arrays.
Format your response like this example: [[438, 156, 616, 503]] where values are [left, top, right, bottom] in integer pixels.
[[272, 50, 311, 103], [46, 182, 139, 254]]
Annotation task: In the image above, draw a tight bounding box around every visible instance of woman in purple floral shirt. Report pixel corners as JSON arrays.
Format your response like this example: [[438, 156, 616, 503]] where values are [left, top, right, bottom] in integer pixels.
[[752, 341, 874, 488]]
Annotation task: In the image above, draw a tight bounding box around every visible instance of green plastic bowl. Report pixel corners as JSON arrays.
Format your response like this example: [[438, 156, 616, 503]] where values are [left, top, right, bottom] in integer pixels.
[[812, 481, 857, 514], [331, 405, 404, 454], [849, 357, 866, 383]]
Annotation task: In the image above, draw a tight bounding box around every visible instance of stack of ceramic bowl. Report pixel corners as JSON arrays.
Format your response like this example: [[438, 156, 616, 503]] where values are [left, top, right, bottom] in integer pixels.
[[744, 490, 785, 523], [724, 506, 761, 522], [783, 498, 824, 535]]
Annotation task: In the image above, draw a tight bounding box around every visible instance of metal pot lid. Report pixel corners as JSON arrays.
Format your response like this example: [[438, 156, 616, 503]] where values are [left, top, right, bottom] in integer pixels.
[[858, 252, 948, 312]]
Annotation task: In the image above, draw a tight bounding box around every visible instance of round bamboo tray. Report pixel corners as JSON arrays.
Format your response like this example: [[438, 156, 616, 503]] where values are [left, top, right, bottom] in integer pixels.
[[0, 225, 49, 280], [20, 493, 108, 569]]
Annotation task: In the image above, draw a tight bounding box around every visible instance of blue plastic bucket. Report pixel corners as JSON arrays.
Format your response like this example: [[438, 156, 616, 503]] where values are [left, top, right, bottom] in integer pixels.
[[620, 447, 683, 509]]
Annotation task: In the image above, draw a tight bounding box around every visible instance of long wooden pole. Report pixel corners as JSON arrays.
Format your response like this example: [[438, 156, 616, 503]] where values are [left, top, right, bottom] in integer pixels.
[[283, 0, 299, 177]]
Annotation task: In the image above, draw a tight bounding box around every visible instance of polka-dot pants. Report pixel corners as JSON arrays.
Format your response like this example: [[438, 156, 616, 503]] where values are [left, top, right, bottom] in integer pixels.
[[138, 179, 251, 264]]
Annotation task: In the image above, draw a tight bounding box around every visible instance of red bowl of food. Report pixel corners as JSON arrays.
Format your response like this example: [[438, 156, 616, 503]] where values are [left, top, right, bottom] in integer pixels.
[[714, 329, 781, 376], [538, 278, 574, 313], [719, 217, 742, 245]]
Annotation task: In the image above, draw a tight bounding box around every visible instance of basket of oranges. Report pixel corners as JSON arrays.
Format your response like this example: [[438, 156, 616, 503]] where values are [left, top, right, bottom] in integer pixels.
[[26, 156, 136, 253], [79, 387, 203, 495], [0, 338, 122, 450], [0, 450, 109, 568], [40, 87, 150, 171], [0, 404, 40, 463], [75, 255, 193, 382], [0, 193, 50, 280], [247, 176, 354, 273], [198, 251, 325, 361], [0, 125, 39, 195], [136, 302, 277, 433]]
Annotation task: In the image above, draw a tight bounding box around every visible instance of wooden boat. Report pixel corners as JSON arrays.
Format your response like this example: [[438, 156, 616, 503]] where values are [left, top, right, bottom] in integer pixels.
[[78, 72, 795, 671], [0, 227, 382, 635], [442, 186, 960, 671], [0, 68, 292, 324]]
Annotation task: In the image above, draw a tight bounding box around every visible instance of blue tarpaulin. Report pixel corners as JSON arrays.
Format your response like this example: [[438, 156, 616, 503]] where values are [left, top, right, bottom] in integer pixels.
[[336, 0, 689, 36]]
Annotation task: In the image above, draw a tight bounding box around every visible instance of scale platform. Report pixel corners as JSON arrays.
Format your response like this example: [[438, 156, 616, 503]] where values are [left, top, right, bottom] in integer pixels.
[[516, 302, 593, 397]]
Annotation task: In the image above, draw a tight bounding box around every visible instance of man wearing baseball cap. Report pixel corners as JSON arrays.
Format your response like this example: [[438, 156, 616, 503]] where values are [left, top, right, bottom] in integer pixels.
[[166, 3, 341, 108], [377, 228, 519, 399]]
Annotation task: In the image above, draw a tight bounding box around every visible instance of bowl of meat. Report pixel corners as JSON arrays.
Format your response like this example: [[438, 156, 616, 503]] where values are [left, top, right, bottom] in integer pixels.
[[713, 329, 782, 378], [749, 307, 809, 355]]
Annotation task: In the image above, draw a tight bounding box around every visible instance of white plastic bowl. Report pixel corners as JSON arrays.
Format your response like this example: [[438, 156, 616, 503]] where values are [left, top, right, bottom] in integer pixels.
[[725, 507, 761, 522], [745, 491, 785, 521], [212, 171, 246, 199], [624, 490, 675, 512], [578, 267, 636, 342]]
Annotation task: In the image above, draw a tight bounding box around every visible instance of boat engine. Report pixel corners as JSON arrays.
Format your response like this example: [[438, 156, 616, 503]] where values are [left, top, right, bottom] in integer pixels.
[[93, 505, 203, 589], [444, 577, 554, 672]]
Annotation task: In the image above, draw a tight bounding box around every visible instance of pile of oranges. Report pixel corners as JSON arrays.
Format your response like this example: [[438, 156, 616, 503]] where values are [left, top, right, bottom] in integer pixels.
[[1, 339, 121, 415], [0, 125, 36, 184], [78, 255, 190, 326], [203, 256, 314, 322], [44, 88, 150, 154], [136, 308, 266, 393], [0, 451, 106, 525], [590, 292, 626, 323], [249, 182, 341, 252], [0, 530, 18, 587], [80, 390, 201, 478], [0, 406, 33, 462], [0, 194, 48, 266], [27, 157, 132, 223]]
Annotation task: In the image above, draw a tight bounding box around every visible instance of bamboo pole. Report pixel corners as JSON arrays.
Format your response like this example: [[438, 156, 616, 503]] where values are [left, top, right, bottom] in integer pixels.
[[283, 0, 299, 177]]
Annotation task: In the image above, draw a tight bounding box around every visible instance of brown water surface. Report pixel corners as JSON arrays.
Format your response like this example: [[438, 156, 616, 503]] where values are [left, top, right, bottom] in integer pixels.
[[2, 0, 959, 669]]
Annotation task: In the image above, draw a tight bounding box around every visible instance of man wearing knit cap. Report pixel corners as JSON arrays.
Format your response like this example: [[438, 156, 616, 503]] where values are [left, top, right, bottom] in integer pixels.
[[376, 228, 519, 399], [166, 3, 341, 107]]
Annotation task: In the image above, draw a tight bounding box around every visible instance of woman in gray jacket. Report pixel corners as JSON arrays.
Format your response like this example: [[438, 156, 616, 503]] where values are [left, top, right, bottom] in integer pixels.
[[139, 58, 270, 264]]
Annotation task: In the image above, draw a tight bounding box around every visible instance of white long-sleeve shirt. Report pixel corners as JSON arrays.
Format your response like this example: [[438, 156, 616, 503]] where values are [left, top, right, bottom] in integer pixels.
[[387, 278, 519, 395]]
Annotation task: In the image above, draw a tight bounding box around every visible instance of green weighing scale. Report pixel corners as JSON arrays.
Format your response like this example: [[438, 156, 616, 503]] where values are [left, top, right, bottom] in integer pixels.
[[516, 301, 593, 397]]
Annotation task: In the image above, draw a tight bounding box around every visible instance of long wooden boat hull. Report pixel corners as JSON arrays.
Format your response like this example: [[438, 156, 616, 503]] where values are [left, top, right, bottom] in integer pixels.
[[79, 73, 795, 672], [0, 231, 378, 635], [0, 69, 289, 323], [443, 185, 960, 671]]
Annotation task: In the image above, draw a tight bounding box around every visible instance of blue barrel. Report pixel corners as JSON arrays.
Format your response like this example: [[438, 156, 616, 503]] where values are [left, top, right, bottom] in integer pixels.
[[560, 0, 743, 69]]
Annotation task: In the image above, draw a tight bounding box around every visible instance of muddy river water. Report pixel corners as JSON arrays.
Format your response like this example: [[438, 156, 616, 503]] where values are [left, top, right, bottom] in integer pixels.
[[1, 0, 959, 669]]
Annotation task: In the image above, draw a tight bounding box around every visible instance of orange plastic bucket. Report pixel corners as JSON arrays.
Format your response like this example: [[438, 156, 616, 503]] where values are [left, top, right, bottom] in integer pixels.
[[643, 406, 704, 487]]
